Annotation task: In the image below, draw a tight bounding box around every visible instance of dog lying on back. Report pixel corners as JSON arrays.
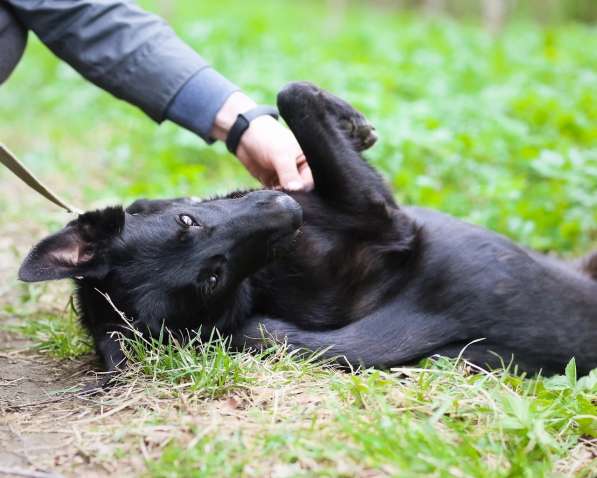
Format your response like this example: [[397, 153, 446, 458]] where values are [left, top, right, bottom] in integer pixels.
[[19, 82, 597, 377]]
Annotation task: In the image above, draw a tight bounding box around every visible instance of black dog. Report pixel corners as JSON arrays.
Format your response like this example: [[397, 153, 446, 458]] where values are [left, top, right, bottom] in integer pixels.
[[19, 82, 597, 377]]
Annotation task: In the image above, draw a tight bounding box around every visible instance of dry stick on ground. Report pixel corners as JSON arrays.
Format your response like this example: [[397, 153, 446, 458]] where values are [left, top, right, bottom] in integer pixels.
[[3, 395, 76, 412], [0, 466, 64, 478]]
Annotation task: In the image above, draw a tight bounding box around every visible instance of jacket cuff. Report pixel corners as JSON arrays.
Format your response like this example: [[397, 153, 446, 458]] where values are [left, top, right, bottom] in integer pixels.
[[166, 67, 240, 144]]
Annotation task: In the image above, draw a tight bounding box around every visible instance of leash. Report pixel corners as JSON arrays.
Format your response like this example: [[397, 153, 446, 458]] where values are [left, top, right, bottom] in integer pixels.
[[0, 143, 82, 214]]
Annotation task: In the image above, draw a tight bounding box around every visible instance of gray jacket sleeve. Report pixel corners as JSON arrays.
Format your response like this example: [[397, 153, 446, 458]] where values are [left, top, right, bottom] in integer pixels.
[[5, 0, 227, 124]]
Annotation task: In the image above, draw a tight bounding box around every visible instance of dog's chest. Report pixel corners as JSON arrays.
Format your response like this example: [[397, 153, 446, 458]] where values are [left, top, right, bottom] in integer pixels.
[[250, 223, 399, 329]]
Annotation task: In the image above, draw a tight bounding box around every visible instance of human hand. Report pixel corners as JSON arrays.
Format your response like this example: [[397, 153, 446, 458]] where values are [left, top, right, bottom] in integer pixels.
[[236, 115, 313, 190], [211, 92, 313, 190]]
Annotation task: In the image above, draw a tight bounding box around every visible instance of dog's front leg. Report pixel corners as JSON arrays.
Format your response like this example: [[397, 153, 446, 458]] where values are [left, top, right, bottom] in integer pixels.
[[95, 331, 127, 372], [235, 305, 464, 369], [277, 82, 396, 215], [79, 330, 127, 394]]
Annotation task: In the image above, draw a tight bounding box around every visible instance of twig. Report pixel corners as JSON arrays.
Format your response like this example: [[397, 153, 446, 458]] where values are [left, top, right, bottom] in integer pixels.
[[3, 396, 71, 412], [0, 466, 64, 478], [3, 385, 99, 411], [74, 394, 142, 424], [0, 377, 25, 386]]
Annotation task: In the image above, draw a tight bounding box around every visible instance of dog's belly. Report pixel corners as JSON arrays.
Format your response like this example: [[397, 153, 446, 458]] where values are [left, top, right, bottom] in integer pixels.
[[402, 206, 597, 372], [250, 266, 374, 331], [251, 204, 597, 373]]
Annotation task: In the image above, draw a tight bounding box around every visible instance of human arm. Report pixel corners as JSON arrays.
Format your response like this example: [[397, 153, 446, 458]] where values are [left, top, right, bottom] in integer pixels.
[[6, 0, 312, 189]]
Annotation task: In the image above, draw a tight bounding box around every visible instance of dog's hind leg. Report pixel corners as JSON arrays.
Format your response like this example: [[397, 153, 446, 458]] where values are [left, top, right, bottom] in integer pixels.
[[236, 303, 464, 368], [277, 82, 396, 214]]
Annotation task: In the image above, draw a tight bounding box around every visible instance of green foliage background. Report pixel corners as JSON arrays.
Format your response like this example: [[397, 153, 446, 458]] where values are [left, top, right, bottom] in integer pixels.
[[1, 0, 595, 254], [0, 2, 596, 476]]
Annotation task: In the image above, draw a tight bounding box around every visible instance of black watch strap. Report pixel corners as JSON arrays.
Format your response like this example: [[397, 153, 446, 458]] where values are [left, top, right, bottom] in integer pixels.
[[225, 105, 279, 154]]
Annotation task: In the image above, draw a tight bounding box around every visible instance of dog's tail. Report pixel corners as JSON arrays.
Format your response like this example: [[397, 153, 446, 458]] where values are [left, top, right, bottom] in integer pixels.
[[578, 251, 597, 281]]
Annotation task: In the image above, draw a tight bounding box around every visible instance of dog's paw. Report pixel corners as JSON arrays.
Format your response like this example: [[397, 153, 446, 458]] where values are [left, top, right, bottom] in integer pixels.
[[78, 373, 116, 395], [277, 81, 378, 151]]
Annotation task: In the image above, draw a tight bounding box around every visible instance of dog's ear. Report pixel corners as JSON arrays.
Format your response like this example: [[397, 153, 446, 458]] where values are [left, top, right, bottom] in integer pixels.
[[19, 207, 125, 282]]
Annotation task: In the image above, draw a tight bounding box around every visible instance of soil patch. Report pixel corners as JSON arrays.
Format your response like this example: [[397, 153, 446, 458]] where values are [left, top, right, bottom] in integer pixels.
[[0, 330, 102, 476]]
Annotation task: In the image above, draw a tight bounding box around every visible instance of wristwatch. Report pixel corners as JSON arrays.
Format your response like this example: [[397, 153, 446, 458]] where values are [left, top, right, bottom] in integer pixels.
[[225, 105, 279, 154]]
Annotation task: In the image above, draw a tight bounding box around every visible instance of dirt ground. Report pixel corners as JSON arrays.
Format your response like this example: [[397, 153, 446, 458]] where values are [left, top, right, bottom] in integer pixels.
[[0, 324, 181, 478], [0, 330, 100, 476], [1, 209, 100, 477], [0, 197, 138, 478]]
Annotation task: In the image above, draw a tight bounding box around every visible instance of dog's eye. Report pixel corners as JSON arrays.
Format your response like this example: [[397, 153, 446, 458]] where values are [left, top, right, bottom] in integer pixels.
[[178, 214, 200, 227], [208, 275, 218, 288]]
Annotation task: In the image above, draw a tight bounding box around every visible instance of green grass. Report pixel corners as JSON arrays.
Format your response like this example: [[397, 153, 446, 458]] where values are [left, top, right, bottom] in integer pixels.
[[0, 0, 596, 476], [120, 326, 332, 398], [8, 307, 92, 359], [3, 283, 93, 359], [134, 334, 596, 477], [124, 329, 253, 398]]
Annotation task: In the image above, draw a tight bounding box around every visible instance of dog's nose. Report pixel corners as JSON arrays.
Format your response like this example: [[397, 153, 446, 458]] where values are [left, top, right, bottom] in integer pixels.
[[250, 190, 292, 208], [274, 194, 303, 229], [273, 193, 297, 210], [247, 190, 284, 206], [274, 193, 302, 228], [243, 190, 303, 228], [248, 191, 302, 227]]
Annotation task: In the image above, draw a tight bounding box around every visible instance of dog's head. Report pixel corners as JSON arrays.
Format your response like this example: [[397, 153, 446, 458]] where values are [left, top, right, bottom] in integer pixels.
[[19, 190, 302, 333]]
